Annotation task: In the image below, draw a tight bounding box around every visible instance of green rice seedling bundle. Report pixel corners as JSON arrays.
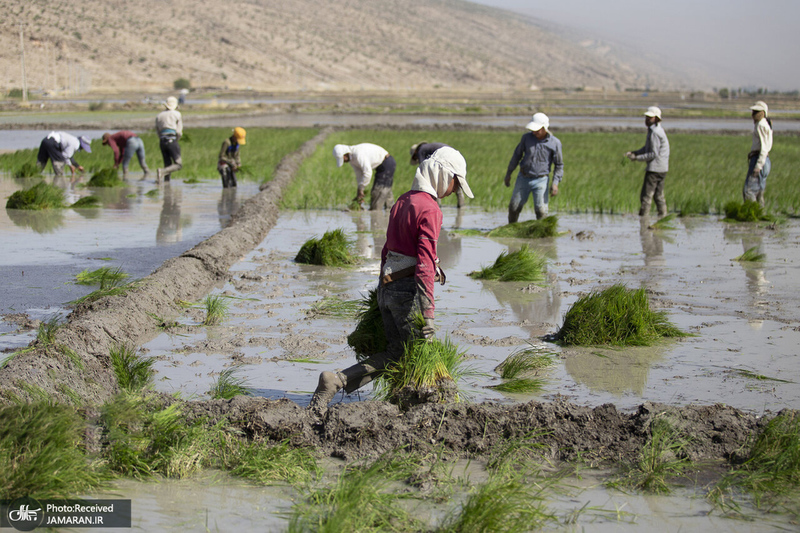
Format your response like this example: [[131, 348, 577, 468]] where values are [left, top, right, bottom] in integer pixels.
[[734, 246, 766, 262], [5, 181, 65, 209], [295, 228, 358, 266], [88, 168, 125, 187], [208, 366, 253, 400], [144, 188, 159, 198], [36, 315, 62, 346], [491, 345, 555, 393], [553, 284, 687, 346], [110, 343, 154, 392], [225, 439, 320, 485], [487, 216, 559, 239], [308, 295, 361, 319], [202, 294, 231, 326], [71, 274, 136, 305], [70, 195, 101, 208], [0, 402, 109, 499], [723, 200, 775, 222], [347, 289, 386, 361], [470, 244, 547, 283], [648, 213, 677, 230], [13, 162, 42, 178], [75, 266, 129, 285]]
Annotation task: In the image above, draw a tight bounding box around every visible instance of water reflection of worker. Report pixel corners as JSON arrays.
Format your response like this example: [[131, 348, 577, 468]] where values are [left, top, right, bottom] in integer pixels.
[[639, 217, 665, 267], [485, 280, 562, 338], [410, 142, 465, 208], [333, 143, 395, 210], [741, 235, 769, 297], [218, 127, 246, 188], [36, 131, 92, 177], [156, 184, 182, 244], [309, 147, 474, 413], [217, 187, 239, 229]]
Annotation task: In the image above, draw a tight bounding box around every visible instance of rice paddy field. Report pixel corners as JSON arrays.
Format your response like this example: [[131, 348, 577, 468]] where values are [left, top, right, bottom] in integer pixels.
[[2, 121, 800, 531]]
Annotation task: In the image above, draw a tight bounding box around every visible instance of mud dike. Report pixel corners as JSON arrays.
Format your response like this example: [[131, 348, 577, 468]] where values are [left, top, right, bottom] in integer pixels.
[[0, 128, 781, 464]]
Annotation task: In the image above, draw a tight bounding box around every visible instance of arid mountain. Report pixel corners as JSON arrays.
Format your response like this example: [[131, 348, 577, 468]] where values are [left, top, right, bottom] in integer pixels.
[[0, 0, 708, 95]]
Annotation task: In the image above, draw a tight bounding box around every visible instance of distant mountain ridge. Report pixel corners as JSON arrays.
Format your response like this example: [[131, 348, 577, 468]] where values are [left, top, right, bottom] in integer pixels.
[[0, 0, 710, 94]]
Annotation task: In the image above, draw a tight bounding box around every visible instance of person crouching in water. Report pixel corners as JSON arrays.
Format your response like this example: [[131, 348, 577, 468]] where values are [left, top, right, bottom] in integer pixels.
[[218, 127, 246, 188], [309, 147, 474, 413]]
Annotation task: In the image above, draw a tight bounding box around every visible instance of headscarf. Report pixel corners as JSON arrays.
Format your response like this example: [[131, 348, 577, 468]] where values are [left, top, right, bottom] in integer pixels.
[[411, 146, 468, 199]]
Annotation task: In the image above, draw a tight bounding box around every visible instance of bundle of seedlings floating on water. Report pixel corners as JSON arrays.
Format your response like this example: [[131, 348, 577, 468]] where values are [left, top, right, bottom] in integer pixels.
[[490, 344, 556, 393], [87, 168, 125, 187], [723, 200, 776, 223], [5, 181, 65, 209], [734, 246, 766, 262], [307, 294, 361, 319], [347, 288, 386, 360], [70, 195, 101, 208], [295, 228, 359, 266], [13, 162, 42, 178], [470, 244, 547, 283], [551, 284, 688, 346], [648, 213, 677, 230], [487, 216, 559, 239]]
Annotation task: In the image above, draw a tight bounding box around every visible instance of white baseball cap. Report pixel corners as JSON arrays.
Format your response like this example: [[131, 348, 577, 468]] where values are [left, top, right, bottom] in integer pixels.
[[750, 101, 769, 115], [644, 106, 662, 119], [525, 112, 549, 132]]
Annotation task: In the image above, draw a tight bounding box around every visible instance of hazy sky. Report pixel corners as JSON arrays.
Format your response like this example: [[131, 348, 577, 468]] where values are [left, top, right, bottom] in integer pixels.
[[468, 0, 800, 91]]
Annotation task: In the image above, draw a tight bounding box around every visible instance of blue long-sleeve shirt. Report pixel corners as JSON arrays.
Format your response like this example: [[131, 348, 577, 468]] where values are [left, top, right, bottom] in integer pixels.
[[505, 132, 564, 185]]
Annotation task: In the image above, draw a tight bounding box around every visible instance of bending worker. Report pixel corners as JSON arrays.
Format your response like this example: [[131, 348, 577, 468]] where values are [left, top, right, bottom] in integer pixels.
[[410, 141, 466, 208], [36, 131, 92, 176], [101, 131, 150, 180], [333, 143, 395, 210], [155, 96, 183, 184], [218, 127, 246, 188], [504, 112, 563, 222], [626, 106, 670, 217], [309, 147, 474, 413]]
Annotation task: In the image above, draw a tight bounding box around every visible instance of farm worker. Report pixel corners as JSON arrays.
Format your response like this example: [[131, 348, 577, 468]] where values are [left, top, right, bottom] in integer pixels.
[[410, 141, 466, 208], [155, 96, 183, 185], [743, 101, 773, 206], [333, 143, 395, 210], [36, 131, 92, 177], [625, 106, 670, 217], [101, 131, 149, 180], [504, 112, 563, 222], [218, 127, 246, 188], [309, 147, 474, 413]]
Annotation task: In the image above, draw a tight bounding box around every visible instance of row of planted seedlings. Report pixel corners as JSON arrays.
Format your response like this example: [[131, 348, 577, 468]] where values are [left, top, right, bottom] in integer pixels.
[[292, 220, 800, 524]]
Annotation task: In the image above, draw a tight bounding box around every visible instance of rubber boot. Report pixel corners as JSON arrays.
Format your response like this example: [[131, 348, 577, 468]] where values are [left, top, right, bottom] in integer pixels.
[[308, 371, 346, 414]]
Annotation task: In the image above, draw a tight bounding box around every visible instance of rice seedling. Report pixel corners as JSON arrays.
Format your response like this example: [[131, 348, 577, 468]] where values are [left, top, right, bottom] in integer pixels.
[[495, 345, 556, 379], [732, 369, 792, 383], [75, 266, 129, 285], [347, 288, 387, 361], [288, 454, 423, 533], [608, 416, 692, 494], [59, 345, 85, 370], [486, 215, 559, 239], [201, 294, 231, 326], [182, 176, 202, 184], [734, 246, 766, 262], [486, 430, 552, 476], [144, 188, 159, 198], [295, 228, 359, 266], [490, 377, 547, 394], [110, 343, 154, 391], [648, 213, 677, 230], [552, 284, 688, 346], [208, 366, 252, 400], [13, 162, 42, 178], [88, 167, 125, 187], [307, 295, 361, 319], [469, 245, 548, 283], [224, 438, 320, 485], [36, 314, 62, 346], [723, 200, 776, 223], [70, 194, 101, 208], [71, 276, 138, 305], [5, 181, 66, 209], [0, 402, 109, 499]]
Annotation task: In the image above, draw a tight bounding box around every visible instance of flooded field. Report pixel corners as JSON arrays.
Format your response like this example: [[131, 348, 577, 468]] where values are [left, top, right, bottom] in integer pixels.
[[2, 172, 799, 531]]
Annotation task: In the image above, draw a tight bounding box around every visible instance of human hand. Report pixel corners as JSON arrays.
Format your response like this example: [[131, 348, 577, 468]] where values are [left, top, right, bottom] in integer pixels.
[[504, 174, 511, 187], [77, 165, 85, 172], [421, 317, 435, 339], [550, 183, 559, 197], [626, 152, 636, 161]]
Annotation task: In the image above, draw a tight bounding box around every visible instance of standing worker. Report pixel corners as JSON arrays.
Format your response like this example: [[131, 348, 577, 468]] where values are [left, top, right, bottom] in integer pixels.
[[332, 143, 395, 210], [410, 141, 466, 208], [309, 147, 474, 413], [218, 127, 246, 188], [155, 96, 183, 185], [743, 101, 773, 206], [504, 113, 563, 222], [626, 106, 670, 217], [101, 131, 149, 180], [36, 131, 92, 176]]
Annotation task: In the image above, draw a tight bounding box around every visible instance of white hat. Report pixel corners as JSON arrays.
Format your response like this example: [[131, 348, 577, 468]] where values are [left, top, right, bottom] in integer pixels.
[[750, 101, 769, 115], [164, 96, 178, 110], [429, 146, 473, 199], [78, 135, 92, 153], [525, 112, 549, 132], [333, 144, 350, 167], [644, 106, 662, 119]]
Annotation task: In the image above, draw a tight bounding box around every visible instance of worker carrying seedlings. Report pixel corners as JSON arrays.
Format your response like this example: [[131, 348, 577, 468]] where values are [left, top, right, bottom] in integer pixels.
[[36, 131, 92, 177], [101, 131, 150, 180], [155, 96, 183, 185], [218, 127, 246, 188], [504, 112, 563, 222], [743, 101, 773, 206], [309, 146, 474, 413], [410, 141, 466, 208], [625, 106, 670, 217], [333, 143, 395, 210]]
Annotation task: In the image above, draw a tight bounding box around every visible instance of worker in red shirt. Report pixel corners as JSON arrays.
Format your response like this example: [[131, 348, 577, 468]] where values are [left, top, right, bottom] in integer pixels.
[[309, 146, 474, 413], [101, 130, 150, 180]]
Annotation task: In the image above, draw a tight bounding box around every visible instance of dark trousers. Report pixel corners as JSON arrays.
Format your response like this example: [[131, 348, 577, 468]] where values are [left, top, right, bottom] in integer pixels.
[[370, 155, 396, 211], [37, 137, 66, 174], [640, 171, 667, 217], [159, 137, 182, 180], [219, 165, 237, 188]]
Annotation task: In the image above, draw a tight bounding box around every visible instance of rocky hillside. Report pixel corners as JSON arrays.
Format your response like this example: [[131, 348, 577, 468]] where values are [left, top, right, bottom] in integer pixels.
[[0, 0, 707, 94]]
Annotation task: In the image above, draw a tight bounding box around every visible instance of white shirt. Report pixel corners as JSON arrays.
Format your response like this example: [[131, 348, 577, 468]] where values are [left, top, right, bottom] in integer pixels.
[[49, 131, 81, 160], [347, 143, 389, 188], [751, 118, 773, 172]]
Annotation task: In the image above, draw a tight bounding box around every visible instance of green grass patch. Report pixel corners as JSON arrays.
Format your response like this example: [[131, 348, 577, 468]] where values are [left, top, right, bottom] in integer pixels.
[[5, 181, 65, 209], [110, 343, 154, 392], [208, 366, 253, 400], [487, 216, 559, 239], [201, 294, 231, 326], [70, 195, 101, 208], [75, 266, 129, 285], [552, 284, 688, 346], [347, 289, 386, 361], [295, 228, 359, 266], [470, 244, 547, 282], [88, 167, 125, 187], [734, 246, 766, 262]]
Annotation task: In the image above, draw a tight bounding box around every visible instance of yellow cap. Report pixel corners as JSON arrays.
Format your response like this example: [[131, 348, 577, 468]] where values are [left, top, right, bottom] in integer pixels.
[[233, 127, 246, 145]]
